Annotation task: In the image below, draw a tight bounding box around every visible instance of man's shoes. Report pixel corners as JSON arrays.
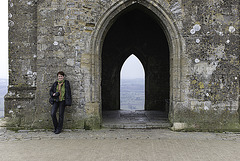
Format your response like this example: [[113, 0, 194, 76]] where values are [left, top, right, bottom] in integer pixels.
[[54, 129, 61, 134]]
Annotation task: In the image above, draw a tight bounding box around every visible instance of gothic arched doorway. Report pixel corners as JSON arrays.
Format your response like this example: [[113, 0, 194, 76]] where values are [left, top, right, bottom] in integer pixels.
[[102, 5, 169, 112], [120, 54, 145, 111], [90, 0, 183, 128]]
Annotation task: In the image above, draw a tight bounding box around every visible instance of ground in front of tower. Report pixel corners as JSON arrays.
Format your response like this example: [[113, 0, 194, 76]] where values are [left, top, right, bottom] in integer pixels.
[[0, 128, 240, 161]]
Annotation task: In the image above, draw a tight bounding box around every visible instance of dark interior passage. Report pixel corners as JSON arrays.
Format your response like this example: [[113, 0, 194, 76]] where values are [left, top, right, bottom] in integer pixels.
[[102, 5, 169, 111]]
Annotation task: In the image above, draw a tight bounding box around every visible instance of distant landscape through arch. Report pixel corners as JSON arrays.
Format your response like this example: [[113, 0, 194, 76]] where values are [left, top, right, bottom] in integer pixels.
[[120, 54, 145, 111]]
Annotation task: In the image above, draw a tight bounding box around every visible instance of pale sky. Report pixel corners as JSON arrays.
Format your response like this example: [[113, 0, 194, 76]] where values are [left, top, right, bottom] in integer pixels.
[[0, 1, 8, 79], [121, 54, 144, 79], [0, 2, 143, 80]]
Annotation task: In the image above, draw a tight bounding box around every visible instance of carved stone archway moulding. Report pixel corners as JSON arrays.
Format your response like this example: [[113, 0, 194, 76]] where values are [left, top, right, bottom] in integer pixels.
[[89, 0, 185, 124]]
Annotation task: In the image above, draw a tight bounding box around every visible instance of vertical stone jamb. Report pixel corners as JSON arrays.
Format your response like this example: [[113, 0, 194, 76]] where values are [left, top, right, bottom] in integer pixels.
[[5, 0, 38, 129]]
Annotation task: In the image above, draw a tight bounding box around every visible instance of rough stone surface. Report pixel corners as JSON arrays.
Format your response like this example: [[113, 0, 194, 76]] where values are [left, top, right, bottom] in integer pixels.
[[4, 0, 240, 131]]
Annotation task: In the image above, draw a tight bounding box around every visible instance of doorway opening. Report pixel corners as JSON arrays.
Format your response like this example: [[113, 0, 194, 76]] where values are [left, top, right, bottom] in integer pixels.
[[102, 5, 169, 111], [120, 54, 145, 111], [101, 4, 170, 128]]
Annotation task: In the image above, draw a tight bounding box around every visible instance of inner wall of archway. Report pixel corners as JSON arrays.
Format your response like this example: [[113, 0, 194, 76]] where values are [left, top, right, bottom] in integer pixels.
[[102, 6, 169, 111]]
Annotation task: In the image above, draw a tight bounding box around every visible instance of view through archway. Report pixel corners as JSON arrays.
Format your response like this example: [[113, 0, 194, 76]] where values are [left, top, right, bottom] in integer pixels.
[[120, 54, 145, 111], [101, 4, 170, 128]]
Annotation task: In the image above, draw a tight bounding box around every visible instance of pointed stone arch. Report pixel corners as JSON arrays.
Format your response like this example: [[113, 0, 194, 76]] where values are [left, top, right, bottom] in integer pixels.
[[120, 54, 145, 80], [120, 54, 145, 110], [90, 0, 185, 124]]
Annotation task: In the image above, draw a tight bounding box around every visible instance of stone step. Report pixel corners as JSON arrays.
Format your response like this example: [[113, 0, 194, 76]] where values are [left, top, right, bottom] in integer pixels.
[[102, 122, 172, 129], [102, 110, 171, 129]]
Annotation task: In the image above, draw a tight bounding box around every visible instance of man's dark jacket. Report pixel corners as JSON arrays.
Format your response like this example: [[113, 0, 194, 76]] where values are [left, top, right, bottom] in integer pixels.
[[49, 80, 72, 106]]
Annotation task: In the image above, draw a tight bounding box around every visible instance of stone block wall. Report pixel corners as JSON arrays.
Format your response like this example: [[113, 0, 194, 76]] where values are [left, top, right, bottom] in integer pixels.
[[5, 0, 37, 129], [5, 0, 240, 131], [175, 0, 240, 130]]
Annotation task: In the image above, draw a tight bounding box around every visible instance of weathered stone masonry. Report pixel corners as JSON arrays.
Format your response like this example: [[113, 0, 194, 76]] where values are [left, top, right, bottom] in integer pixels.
[[4, 0, 240, 131]]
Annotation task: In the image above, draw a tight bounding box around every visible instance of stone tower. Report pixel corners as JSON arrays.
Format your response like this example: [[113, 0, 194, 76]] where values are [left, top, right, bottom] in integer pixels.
[[5, 0, 240, 131]]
